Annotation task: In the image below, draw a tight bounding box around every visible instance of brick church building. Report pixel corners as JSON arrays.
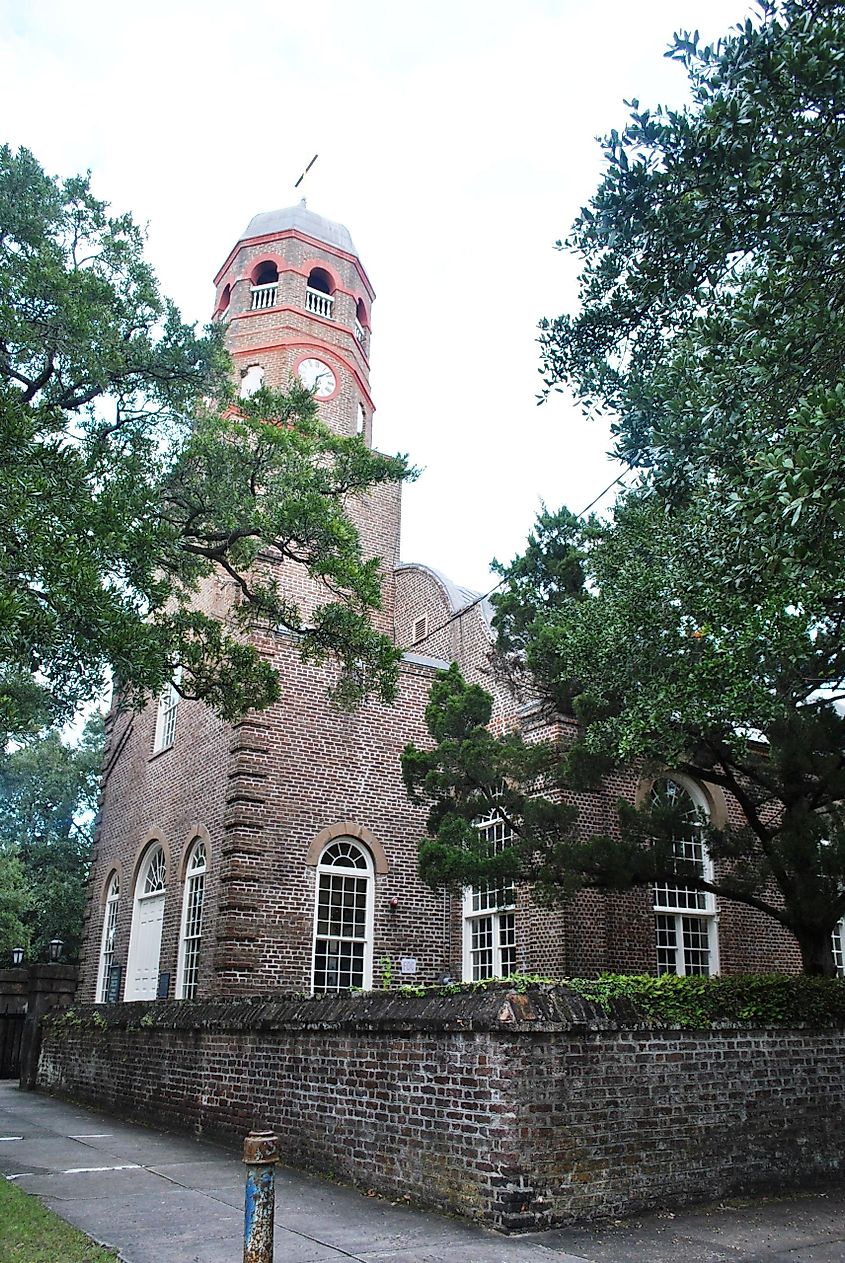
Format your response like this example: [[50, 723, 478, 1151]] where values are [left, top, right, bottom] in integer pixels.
[[77, 204, 801, 1005]]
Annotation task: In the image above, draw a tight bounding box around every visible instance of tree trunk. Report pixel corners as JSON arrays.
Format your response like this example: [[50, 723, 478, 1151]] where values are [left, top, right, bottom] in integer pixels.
[[795, 925, 838, 977]]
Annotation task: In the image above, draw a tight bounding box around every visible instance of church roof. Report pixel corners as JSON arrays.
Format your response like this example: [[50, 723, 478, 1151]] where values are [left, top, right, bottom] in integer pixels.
[[396, 562, 495, 633], [241, 200, 357, 257]]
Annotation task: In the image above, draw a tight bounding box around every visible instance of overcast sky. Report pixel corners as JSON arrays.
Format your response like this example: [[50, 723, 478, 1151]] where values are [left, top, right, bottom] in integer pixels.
[[2, 0, 746, 592]]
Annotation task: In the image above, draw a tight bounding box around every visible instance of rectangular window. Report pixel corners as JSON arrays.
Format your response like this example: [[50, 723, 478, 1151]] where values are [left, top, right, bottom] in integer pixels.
[[652, 778, 718, 976], [833, 919, 845, 976], [153, 672, 181, 753], [655, 911, 716, 976], [97, 891, 119, 1003], [313, 871, 369, 992], [178, 871, 205, 999], [463, 796, 517, 982]]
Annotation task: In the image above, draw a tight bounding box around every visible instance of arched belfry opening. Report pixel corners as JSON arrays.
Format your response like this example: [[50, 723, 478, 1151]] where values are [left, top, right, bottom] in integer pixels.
[[251, 261, 279, 310], [306, 267, 335, 319], [215, 283, 231, 319], [355, 297, 369, 349]]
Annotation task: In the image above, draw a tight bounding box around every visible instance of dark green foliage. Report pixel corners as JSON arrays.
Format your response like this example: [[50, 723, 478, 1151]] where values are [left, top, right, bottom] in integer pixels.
[[0, 146, 410, 737], [565, 972, 845, 1027], [539, 0, 845, 578], [405, 2, 845, 978], [0, 715, 104, 961], [411, 973, 845, 1028]]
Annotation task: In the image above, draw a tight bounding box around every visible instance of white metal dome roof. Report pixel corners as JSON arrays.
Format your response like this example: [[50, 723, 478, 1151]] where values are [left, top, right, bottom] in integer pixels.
[[241, 199, 357, 256]]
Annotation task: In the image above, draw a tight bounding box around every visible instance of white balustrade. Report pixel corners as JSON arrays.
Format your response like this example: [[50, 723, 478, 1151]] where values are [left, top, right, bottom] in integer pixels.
[[251, 283, 278, 310], [306, 287, 334, 319]]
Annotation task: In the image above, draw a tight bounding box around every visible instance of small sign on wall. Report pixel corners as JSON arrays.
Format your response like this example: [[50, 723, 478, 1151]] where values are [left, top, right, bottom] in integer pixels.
[[400, 958, 418, 975], [157, 971, 170, 1000]]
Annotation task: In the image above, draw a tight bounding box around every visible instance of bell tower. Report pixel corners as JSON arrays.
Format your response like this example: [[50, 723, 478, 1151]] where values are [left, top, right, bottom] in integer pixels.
[[212, 200, 375, 445]]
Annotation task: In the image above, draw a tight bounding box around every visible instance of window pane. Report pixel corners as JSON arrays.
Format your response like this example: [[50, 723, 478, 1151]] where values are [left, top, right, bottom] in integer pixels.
[[470, 915, 494, 980], [656, 913, 679, 975], [833, 920, 845, 977], [681, 915, 712, 976], [498, 912, 516, 977]]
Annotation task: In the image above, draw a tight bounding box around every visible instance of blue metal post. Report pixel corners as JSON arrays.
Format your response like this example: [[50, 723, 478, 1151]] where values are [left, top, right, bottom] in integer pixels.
[[243, 1130, 278, 1263]]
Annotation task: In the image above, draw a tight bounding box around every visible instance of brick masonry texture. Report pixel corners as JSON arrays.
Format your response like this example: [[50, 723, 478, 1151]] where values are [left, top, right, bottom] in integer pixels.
[[79, 206, 803, 1006], [38, 988, 845, 1232]]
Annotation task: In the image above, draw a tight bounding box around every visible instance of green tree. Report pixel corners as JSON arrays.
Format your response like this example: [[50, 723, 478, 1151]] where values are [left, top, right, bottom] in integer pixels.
[[0, 715, 104, 961], [0, 849, 31, 963], [404, 498, 845, 975], [539, 0, 845, 575], [403, 3, 845, 976], [0, 146, 409, 740]]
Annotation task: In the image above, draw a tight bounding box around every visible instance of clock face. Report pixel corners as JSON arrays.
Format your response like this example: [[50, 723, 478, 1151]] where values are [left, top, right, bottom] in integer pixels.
[[298, 357, 337, 399]]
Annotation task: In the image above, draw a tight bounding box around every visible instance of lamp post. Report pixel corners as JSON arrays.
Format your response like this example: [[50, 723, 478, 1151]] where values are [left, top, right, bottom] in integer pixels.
[[48, 938, 64, 963], [11, 946, 24, 967]]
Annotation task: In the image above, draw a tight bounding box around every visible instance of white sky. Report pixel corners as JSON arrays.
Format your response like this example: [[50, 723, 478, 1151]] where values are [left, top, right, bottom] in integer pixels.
[[2, 0, 745, 593]]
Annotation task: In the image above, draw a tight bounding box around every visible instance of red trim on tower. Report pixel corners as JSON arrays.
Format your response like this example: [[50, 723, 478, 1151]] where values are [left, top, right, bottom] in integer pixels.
[[226, 304, 370, 367], [214, 228, 375, 300], [231, 340, 375, 414]]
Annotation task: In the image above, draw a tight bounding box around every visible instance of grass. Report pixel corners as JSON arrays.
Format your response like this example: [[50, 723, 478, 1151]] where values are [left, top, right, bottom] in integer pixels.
[[0, 1177, 121, 1262]]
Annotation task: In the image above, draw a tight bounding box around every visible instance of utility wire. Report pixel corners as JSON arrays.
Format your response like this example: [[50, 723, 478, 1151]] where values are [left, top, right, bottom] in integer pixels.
[[402, 464, 632, 653]]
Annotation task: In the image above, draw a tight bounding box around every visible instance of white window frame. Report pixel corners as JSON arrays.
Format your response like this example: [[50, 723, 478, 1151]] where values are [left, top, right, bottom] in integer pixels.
[[153, 669, 182, 753], [176, 839, 207, 1000], [652, 775, 719, 976], [311, 839, 374, 993], [833, 918, 845, 976], [95, 874, 120, 1003], [462, 797, 518, 982], [124, 844, 167, 1001]]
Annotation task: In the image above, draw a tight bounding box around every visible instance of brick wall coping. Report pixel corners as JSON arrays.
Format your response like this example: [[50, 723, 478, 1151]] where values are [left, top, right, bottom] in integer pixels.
[[42, 984, 845, 1035]]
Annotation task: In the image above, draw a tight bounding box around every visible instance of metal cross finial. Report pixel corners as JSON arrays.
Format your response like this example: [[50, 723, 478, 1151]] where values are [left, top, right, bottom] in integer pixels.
[[294, 153, 319, 192]]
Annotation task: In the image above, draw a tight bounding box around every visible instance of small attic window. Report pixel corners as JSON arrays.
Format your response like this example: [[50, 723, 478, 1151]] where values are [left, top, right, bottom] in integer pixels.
[[412, 614, 428, 644], [307, 267, 334, 295]]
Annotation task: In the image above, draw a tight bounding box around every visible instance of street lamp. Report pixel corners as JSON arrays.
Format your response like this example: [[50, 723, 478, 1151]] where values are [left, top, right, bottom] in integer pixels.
[[48, 938, 64, 963], [11, 946, 24, 967]]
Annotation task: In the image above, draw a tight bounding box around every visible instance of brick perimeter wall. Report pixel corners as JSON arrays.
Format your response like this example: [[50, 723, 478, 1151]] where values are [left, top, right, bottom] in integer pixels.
[[37, 989, 845, 1232]]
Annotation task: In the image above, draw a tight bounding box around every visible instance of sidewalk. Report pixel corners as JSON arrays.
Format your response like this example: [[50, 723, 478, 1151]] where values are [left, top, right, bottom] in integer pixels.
[[1, 1081, 843, 1262]]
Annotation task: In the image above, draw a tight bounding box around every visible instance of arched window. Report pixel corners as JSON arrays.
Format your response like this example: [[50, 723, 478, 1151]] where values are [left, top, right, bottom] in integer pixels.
[[651, 776, 719, 976], [306, 267, 334, 319], [354, 298, 368, 348], [96, 874, 119, 1003], [239, 363, 265, 399], [356, 402, 366, 436], [176, 839, 207, 999], [462, 792, 517, 981], [125, 843, 167, 1001], [251, 262, 278, 310], [312, 838, 374, 992]]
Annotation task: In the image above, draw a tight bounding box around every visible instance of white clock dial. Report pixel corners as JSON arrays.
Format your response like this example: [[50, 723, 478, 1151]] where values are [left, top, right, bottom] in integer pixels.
[[298, 357, 337, 399]]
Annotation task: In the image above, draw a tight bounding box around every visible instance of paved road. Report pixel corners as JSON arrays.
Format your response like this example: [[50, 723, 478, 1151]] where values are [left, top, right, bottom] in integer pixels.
[[1, 1081, 843, 1262]]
